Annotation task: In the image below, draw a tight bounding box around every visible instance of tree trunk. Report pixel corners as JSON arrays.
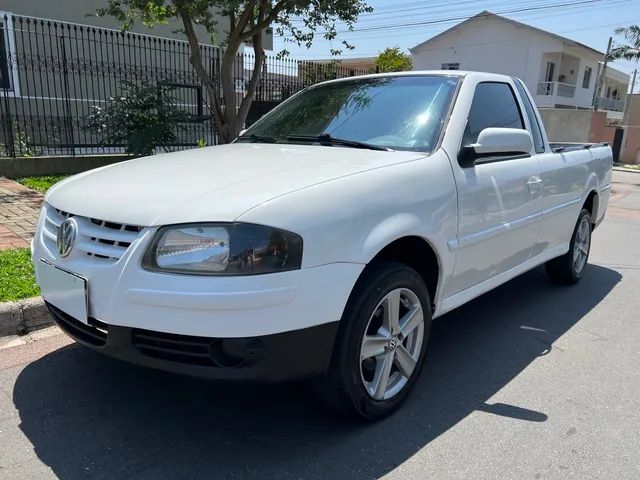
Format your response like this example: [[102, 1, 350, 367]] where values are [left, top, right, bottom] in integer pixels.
[[178, 4, 269, 144]]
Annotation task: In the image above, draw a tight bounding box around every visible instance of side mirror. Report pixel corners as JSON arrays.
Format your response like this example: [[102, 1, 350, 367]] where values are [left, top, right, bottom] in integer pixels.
[[459, 128, 534, 167]]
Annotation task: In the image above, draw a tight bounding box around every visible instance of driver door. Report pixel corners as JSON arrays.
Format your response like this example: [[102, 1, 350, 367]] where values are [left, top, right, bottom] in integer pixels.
[[447, 81, 543, 296]]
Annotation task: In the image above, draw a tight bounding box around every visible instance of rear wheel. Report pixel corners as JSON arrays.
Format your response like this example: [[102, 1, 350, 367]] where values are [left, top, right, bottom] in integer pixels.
[[545, 208, 592, 284], [319, 261, 432, 420]]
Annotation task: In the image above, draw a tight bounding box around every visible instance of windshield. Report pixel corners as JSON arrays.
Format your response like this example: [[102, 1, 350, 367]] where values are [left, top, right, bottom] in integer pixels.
[[243, 75, 459, 153]]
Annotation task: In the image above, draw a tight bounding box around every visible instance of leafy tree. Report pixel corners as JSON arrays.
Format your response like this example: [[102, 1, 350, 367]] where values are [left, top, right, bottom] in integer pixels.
[[96, 1, 372, 144], [374, 47, 412, 73], [610, 26, 640, 62], [84, 81, 192, 156]]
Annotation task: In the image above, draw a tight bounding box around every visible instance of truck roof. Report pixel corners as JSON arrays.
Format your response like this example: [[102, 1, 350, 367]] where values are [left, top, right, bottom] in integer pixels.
[[317, 70, 517, 86]]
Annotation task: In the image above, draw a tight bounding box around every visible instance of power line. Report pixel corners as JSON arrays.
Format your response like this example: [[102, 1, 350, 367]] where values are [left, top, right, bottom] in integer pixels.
[[282, 0, 627, 37], [327, 0, 630, 42], [287, 16, 640, 60]]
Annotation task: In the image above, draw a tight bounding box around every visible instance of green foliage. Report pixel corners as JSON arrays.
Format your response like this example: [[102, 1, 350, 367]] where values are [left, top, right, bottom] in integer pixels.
[[610, 26, 640, 62], [0, 248, 39, 302], [16, 175, 68, 194], [374, 47, 412, 73], [197, 138, 207, 148], [0, 126, 35, 157], [83, 81, 192, 156], [95, 1, 372, 142], [303, 60, 341, 85]]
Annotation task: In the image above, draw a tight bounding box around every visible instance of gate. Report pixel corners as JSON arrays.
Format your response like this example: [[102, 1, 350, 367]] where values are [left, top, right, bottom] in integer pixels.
[[612, 127, 624, 163]]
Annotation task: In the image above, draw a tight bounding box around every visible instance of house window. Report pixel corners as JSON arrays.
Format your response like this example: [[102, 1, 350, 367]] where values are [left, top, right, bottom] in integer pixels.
[[582, 66, 592, 89], [0, 18, 10, 89], [0, 12, 18, 93], [441, 62, 459, 70], [545, 62, 555, 82]]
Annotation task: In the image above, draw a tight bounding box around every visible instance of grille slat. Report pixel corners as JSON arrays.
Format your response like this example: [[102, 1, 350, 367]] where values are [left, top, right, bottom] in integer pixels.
[[74, 217, 140, 244], [132, 329, 217, 367], [47, 303, 108, 347], [132, 333, 212, 349], [134, 343, 211, 358], [43, 203, 143, 262]]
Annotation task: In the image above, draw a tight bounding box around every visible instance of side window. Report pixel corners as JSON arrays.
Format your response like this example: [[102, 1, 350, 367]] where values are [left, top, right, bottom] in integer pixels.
[[514, 79, 545, 153], [463, 82, 524, 145]]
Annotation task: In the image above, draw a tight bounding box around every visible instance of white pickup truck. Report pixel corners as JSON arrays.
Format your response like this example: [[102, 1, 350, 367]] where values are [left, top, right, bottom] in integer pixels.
[[33, 71, 612, 420]]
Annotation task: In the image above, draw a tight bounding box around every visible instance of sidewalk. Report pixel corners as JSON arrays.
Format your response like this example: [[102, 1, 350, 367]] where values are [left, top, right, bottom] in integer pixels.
[[0, 177, 43, 250]]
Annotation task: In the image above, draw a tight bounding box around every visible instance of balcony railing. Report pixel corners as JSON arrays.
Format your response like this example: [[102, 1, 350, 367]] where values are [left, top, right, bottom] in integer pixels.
[[597, 97, 625, 112], [536, 81, 576, 98]]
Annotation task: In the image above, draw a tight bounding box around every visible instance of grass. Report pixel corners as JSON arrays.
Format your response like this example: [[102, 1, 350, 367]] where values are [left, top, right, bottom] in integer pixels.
[[15, 175, 68, 194], [0, 248, 39, 302]]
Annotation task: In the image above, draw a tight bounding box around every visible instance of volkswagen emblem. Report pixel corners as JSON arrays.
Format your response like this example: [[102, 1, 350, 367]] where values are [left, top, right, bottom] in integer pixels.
[[57, 218, 78, 258]]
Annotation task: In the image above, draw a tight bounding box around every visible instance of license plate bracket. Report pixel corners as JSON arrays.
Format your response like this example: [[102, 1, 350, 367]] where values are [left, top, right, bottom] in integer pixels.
[[38, 260, 88, 324]]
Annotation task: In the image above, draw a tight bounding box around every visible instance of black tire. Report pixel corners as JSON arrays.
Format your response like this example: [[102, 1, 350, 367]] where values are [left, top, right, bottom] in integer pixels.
[[318, 260, 432, 421], [545, 208, 592, 285]]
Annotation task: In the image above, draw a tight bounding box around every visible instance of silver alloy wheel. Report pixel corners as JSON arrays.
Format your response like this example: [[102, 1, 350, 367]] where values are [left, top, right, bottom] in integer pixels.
[[573, 216, 591, 275], [359, 288, 424, 400]]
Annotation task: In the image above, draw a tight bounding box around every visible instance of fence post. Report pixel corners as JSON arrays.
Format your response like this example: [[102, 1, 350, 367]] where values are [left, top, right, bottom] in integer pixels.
[[59, 28, 75, 156], [1, 14, 16, 157]]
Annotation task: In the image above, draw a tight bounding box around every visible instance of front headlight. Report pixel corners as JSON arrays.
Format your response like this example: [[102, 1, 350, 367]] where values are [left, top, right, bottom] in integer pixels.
[[142, 223, 303, 275]]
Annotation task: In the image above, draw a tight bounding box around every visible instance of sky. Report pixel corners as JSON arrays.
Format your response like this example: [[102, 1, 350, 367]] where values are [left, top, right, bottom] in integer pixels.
[[271, 0, 640, 91]]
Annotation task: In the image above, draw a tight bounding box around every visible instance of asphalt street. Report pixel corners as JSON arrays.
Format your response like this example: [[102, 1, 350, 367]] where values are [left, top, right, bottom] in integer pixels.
[[0, 170, 639, 480]]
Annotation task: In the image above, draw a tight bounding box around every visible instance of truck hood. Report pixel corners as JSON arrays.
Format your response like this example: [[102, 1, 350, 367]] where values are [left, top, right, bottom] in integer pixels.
[[46, 143, 425, 226]]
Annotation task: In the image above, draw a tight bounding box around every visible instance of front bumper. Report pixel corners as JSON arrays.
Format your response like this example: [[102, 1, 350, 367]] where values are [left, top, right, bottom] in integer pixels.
[[33, 203, 364, 338], [47, 302, 339, 382], [33, 202, 365, 381]]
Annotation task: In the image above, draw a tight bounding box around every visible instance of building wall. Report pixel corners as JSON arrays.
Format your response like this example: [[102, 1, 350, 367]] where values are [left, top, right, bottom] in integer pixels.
[[539, 108, 595, 143], [539, 109, 639, 163], [620, 127, 640, 163], [0, 1, 273, 50], [563, 46, 600, 109], [410, 15, 601, 109], [626, 94, 640, 126]]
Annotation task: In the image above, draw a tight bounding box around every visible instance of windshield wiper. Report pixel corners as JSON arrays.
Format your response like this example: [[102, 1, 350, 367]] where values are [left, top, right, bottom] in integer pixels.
[[286, 133, 392, 152], [236, 133, 279, 144]]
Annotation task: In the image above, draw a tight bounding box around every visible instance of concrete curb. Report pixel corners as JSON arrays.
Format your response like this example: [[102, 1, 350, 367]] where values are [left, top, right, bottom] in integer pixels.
[[613, 166, 640, 174], [0, 297, 53, 337]]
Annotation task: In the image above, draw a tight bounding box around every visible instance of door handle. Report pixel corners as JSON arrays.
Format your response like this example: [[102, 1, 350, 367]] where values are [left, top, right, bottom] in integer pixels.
[[527, 176, 543, 193]]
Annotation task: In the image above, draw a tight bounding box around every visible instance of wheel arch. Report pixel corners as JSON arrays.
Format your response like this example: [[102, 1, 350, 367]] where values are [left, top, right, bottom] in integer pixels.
[[368, 236, 441, 310], [583, 189, 599, 226]]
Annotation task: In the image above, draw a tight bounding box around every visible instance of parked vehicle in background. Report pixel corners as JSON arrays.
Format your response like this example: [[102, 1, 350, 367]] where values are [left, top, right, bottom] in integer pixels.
[[32, 71, 612, 420]]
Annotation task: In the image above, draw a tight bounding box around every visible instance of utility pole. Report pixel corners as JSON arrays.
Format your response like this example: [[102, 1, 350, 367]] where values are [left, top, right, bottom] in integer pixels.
[[623, 68, 637, 125], [594, 36, 613, 111]]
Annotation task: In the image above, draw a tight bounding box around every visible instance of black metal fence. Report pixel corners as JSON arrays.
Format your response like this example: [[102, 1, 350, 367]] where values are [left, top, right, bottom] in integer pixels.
[[0, 14, 370, 157]]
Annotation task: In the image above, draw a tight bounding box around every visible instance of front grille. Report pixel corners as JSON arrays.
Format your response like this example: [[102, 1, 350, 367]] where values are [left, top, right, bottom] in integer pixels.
[[46, 302, 108, 347], [42, 203, 143, 262], [132, 329, 215, 366]]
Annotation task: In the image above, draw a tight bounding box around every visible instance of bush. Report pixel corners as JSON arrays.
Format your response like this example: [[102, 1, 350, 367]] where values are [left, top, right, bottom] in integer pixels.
[[83, 81, 193, 156]]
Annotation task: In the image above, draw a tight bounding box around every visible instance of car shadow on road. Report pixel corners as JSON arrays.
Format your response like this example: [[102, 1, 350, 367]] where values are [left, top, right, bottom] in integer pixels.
[[13, 264, 621, 479]]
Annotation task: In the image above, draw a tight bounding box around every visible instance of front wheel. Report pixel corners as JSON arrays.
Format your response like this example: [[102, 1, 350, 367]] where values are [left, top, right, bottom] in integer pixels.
[[319, 261, 432, 421], [545, 208, 592, 284]]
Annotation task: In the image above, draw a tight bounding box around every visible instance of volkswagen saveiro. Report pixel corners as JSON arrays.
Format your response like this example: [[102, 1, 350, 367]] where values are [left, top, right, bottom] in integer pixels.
[[33, 72, 611, 420]]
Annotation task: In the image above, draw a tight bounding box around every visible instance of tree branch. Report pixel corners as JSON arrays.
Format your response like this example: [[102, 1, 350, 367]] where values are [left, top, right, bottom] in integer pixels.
[[234, 0, 259, 36], [237, 32, 265, 126], [177, 7, 224, 122], [241, 0, 294, 40]]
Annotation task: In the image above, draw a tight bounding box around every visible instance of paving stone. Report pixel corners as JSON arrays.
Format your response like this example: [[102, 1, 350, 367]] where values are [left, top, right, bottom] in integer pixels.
[[0, 178, 43, 250]]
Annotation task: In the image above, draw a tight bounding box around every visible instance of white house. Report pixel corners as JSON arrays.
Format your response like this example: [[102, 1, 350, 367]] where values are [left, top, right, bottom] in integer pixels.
[[410, 11, 629, 114]]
